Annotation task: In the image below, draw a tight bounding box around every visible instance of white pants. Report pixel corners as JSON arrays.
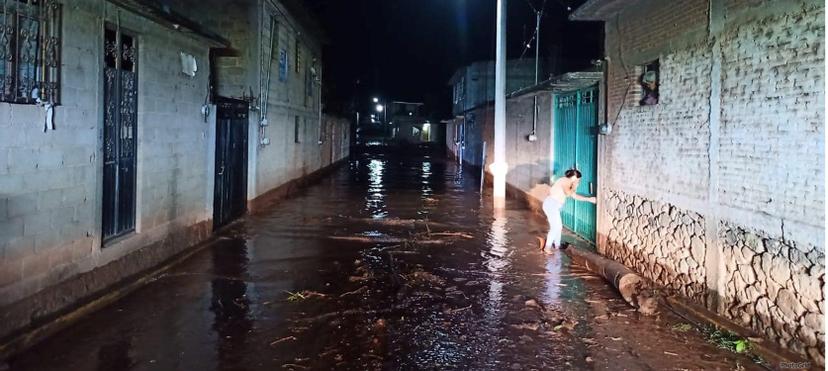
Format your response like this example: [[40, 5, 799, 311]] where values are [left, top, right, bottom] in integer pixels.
[[542, 197, 563, 249]]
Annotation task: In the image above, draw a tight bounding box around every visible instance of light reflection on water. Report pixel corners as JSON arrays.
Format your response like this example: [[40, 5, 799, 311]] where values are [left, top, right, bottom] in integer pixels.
[[421, 161, 433, 196], [542, 251, 564, 302], [484, 209, 510, 322], [366, 158, 388, 219]]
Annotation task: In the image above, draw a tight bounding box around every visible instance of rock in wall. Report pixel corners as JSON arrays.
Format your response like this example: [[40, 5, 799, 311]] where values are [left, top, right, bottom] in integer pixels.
[[604, 189, 708, 302]]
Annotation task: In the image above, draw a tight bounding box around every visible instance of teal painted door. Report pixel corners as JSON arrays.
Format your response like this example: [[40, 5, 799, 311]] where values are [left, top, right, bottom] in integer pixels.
[[553, 86, 598, 243]]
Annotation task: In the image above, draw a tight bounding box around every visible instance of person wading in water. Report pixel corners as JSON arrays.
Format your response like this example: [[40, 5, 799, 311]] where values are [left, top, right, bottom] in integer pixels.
[[537, 169, 596, 253]]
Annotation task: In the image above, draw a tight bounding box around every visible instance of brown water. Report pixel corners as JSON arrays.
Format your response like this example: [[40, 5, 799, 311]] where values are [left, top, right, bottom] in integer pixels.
[[8, 152, 763, 370]]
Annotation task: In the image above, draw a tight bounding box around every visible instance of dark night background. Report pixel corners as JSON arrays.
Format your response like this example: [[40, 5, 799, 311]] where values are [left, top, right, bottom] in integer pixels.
[[305, 0, 603, 119]]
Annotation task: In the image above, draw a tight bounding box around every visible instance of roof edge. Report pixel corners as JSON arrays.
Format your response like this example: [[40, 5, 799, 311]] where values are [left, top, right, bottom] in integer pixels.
[[109, 0, 230, 47], [569, 0, 642, 21]]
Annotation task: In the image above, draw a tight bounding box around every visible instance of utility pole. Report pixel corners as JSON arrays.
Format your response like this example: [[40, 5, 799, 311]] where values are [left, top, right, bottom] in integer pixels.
[[534, 11, 541, 84], [492, 0, 508, 209]]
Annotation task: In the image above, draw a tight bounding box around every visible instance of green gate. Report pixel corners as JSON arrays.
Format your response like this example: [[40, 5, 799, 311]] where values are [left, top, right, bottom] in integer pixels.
[[553, 85, 598, 243]]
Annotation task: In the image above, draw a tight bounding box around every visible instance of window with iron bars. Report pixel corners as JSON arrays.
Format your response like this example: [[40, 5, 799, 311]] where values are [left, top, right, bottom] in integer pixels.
[[0, 0, 62, 104]]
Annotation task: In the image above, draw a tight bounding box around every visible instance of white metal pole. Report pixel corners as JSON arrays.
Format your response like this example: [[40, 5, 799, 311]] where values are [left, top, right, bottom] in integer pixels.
[[492, 0, 508, 209]]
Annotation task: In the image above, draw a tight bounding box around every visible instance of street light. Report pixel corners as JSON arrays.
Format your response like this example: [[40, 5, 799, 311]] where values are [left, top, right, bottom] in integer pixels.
[[375, 104, 384, 112], [372, 97, 379, 103]]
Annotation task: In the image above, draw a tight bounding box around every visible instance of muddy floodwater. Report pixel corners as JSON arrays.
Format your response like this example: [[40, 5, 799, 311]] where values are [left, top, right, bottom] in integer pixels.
[[9, 153, 762, 370]]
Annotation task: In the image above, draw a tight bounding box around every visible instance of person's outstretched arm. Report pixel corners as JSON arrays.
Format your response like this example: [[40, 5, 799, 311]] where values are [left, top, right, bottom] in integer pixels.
[[572, 193, 597, 204]]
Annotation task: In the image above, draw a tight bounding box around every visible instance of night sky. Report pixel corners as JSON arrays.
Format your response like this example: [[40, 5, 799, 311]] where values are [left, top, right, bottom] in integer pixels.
[[305, 0, 603, 117]]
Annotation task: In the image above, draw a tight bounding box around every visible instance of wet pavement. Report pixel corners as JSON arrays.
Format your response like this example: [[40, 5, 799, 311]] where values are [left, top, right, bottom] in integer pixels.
[[9, 152, 763, 370]]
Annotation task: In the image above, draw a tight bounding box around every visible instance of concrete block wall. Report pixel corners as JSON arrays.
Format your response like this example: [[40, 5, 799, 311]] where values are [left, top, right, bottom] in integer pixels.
[[321, 115, 352, 166], [182, 0, 335, 201], [452, 93, 556, 205], [503, 95, 554, 195], [599, 0, 824, 363], [0, 0, 216, 341]]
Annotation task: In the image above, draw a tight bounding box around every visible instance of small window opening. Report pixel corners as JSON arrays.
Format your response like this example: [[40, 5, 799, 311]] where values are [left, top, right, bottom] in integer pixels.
[[639, 60, 659, 106]]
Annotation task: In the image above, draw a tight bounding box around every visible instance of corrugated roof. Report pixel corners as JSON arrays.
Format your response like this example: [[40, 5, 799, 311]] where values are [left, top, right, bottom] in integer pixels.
[[507, 71, 603, 99]]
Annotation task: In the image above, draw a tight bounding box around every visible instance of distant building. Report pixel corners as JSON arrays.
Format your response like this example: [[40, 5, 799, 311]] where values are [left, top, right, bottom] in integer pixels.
[[448, 59, 540, 118], [446, 58, 543, 163], [387, 101, 435, 144]]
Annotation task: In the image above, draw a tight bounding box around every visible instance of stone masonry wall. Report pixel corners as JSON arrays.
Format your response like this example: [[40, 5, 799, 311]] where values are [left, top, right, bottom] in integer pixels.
[[720, 222, 825, 363], [604, 190, 708, 302]]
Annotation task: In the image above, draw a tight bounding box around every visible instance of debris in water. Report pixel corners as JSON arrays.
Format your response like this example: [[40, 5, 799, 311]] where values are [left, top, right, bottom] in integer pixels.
[[285, 290, 327, 302], [524, 298, 546, 311], [703, 326, 751, 353], [428, 232, 474, 239], [671, 323, 693, 332], [585, 356, 594, 363], [404, 271, 446, 286], [663, 351, 679, 356], [510, 322, 540, 331], [329, 235, 450, 245], [281, 363, 309, 370], [270, 336, 297, 346], [339, 286, 368, 298], [348, 275, 369, 282]]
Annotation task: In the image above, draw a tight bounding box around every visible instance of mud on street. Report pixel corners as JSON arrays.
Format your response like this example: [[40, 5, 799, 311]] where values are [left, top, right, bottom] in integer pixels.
[[8, 153, 763, 370]]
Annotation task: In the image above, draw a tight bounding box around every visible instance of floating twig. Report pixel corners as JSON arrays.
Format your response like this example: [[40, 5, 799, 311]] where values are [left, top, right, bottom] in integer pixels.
[[449, 304, 473, 314], [339, 286, 369, 298], [270, 336, 297, 346]]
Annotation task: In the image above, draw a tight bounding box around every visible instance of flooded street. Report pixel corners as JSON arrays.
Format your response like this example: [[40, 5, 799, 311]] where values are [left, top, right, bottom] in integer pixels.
[[9, 153, 761, 370]]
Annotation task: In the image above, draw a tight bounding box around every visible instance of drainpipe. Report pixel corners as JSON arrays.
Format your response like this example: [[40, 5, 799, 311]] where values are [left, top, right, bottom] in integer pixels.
[[530, 10, 541, 141], [314, 60, 323, 146]]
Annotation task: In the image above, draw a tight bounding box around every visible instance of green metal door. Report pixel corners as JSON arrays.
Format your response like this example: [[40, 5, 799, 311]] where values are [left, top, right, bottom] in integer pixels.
[[553, 86, 598, 243]]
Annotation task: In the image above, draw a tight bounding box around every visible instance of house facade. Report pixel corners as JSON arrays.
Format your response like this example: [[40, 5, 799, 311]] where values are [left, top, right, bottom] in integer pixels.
[[447, 59, 546, 165], [572, 0, 824, 364], [0, 0, 348, 351]]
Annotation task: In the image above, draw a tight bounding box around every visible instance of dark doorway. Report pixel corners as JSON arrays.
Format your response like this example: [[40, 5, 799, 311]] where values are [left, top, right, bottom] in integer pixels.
[[213, 98, 249, 229], [102, 26, 138, 242]]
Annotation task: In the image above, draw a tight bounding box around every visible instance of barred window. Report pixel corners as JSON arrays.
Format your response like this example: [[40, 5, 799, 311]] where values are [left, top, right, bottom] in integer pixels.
[[0, 0, 62, 104]]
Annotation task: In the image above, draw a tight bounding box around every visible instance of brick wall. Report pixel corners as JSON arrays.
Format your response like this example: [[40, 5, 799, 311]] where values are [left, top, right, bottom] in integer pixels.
[[598, 0, 824, 364], [719, 3, 824, 230], [604, 45, 712, 201]]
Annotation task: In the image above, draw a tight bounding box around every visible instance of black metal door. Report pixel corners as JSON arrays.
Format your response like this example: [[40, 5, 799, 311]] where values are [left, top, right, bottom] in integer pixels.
[[102, 27, 137, 241], [213, 98, 249, 229]]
